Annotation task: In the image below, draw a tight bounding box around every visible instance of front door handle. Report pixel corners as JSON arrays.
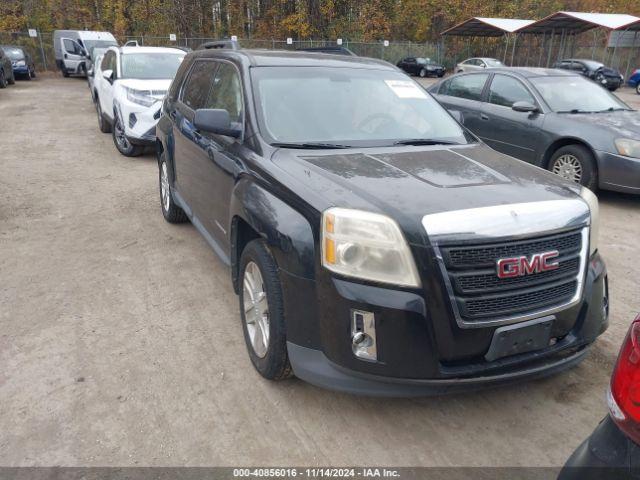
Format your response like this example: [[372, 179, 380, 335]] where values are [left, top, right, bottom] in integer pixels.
[[480, 113, 489, 121]]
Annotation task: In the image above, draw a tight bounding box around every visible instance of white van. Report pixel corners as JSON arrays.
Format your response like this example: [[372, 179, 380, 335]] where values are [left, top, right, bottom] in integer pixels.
[[53, 30, 117, 77]]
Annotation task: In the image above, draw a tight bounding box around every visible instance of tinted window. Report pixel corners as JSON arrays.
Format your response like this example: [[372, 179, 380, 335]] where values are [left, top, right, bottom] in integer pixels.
[[530, 76, 628, 112], [488, 75, 535, 107], [205, 63, 243, 123], [447, 74, 488, 101], [181, 61, 218, 110], [101, 51, 115, 72], [63, 39, 80, 54]]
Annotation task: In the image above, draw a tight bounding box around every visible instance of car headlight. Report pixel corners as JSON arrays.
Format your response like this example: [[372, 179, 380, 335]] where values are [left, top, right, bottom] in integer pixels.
[[321, 208, 421, 287], [15, 60, 26, 66], [580, 187, 599, 255], [615, 138, 640, 158], [124, 87, 157, 107]]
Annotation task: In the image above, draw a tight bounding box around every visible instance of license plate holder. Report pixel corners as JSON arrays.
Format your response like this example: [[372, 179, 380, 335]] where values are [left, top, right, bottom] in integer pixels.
[[484, 316, 554, 362]]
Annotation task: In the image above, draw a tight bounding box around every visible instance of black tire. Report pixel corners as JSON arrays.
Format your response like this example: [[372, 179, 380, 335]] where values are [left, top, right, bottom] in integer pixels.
[[25, 70, 32, 81], [419, 68, 427, 78], [636, 83, 640, 95], [239, 239, 293, 381], [112, 115, 143, 156], [158, 154, 188, 223], [548, 144, 597, 191], [0, 69, 6, 89], [30, 68, 36, 79], [437, 72, 444, 77], [94, 96, 112, 134], [7, 71, 15, 85], [62, 68, 69, 78]]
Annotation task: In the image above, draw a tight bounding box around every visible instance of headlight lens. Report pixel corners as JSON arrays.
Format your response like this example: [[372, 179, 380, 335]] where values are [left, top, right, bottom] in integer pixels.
[[321, 208, 421, 287], [615, 138, 640, 158], [125, 87, 157, 107], [580, 187, 599, 255]]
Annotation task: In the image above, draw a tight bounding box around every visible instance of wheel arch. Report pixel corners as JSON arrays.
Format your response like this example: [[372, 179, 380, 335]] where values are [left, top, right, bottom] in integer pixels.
[[542, 137, 599, 171], [229, 179, 316, 295]]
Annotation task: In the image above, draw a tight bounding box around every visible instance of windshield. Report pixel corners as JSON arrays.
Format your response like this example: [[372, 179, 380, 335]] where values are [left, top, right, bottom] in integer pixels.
[[3, 47, 25, 60], [531, 76, 630, 113], [485, 59, 503, 67], [416, 58, 433, 65], [251, 67, 471, 147], [89, 47, 108, 60], [83, 40, 117, 52], [120, 52, 185, 79]]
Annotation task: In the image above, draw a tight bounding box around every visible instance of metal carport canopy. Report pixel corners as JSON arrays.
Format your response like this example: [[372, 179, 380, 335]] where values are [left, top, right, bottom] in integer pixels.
[[516, 11, 640, 34], [441, 17, 535, 37]]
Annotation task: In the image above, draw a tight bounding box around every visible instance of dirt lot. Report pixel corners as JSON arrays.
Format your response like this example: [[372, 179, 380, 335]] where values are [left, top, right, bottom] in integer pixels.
[[0, 75, 639, 468]]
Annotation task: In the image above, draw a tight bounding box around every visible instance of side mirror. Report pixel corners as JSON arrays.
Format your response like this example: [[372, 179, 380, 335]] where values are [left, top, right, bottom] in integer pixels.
[[512, 101, 538, 113], [449, 110, 463, 123], [102, 69, 114, 83], [193, 109, 241, 138]]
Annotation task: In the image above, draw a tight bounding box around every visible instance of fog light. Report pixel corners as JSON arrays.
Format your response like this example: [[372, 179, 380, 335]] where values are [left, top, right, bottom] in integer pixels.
[[351, 310, 377, 362]]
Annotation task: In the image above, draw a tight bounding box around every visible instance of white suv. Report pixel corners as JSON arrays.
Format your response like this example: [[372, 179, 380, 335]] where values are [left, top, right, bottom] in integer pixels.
[[93, 46, 185, 156]]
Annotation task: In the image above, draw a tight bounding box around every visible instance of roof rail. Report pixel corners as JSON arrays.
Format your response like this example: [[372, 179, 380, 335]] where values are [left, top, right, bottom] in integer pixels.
[[198, 39, 240, 50]]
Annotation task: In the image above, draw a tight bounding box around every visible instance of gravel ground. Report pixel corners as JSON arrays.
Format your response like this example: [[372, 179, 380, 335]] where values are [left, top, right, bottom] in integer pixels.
[[0, 75, 639, 468]]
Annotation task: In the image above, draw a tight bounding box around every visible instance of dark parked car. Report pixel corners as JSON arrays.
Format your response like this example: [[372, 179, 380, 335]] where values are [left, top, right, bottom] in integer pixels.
[[297, 46, 356, 56], [429, 68, 640, 194], [156, 49, 607, 395], [628, 68, 640, 94], [559, 314, 640, 480], [0, 46, 15, 88], [553, 58, 624, 91], [0, 45, 36, 80], [397, 56, 445, 77]]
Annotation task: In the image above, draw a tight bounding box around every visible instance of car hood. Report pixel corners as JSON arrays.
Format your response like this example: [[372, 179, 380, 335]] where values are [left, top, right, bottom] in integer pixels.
[[116, 78, 172, 92], [271, 143, 581, 244], [561, 110, 640, 139]]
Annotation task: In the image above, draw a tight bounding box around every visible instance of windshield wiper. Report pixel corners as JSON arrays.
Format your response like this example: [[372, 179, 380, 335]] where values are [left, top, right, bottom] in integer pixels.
[[270, 142, 351, 149], [556, 109, 594, 114], [595, 107, 633, 113], [393, 139, 461, 146]]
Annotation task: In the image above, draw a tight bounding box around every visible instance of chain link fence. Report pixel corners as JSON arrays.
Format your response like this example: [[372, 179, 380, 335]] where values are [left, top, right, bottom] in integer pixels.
[[1, 30, 638, 79]]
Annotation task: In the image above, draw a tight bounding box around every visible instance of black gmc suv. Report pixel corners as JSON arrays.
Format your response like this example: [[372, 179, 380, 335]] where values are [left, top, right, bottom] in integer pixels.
[[155, 49, 608, 396]]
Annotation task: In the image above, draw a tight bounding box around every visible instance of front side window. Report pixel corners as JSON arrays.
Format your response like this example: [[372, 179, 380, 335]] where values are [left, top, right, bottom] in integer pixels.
[[63, 39, 81, 54], [485, 59, 503, 67], [447, 74, 489, 101], [251, 66, 471, 146], [181, 61, 218, 110], [205, 63, 243, 123], [101, 51, 115, 71], [488, 75, 535, 108], [120, 52, 185, 80], [531, 75, 630, 113]]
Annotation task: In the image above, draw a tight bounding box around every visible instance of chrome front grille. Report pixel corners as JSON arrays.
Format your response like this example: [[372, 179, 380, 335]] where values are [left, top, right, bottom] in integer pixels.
[[438, 228, 587, 326]]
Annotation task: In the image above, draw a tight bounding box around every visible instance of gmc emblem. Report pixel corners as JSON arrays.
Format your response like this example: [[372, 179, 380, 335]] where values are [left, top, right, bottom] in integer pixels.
[[496, 250, 560, 279]]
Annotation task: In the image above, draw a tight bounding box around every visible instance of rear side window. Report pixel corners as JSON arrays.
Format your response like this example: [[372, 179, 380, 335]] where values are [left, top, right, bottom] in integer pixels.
[[488, 75, 535, 108], [204, 63, 243, 123], [181, 61, 218, 110], [447, 74, 488, 101]]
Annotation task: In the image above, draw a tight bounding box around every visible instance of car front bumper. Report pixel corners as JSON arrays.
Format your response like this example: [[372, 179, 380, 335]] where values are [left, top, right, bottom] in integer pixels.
[[595, 150, 640, 194], [284, 252, 608, 396], [558, 415, 639, 480], [118, 101, 162, 146], [12, 65, 29, 75]]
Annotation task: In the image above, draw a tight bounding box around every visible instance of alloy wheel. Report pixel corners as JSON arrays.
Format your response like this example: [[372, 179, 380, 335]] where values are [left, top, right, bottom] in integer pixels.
[[160, 162, 170, 212], [114, 118, 131, 151], [242, 261, 270, 358], [552, 154, 583, 183]]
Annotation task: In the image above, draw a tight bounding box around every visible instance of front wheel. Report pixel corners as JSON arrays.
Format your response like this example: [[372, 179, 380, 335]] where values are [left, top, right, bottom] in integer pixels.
[[7, 71, 15, 85], [239, 239, 292, 381], [95, 96, 112, 134], [636, 83, 640, 95], [419, 68, 427, 78], [0, 69, 6, 88], [112, 115, 143, 156], [30, 67, 36, 79], [549, 144, 597, 190]]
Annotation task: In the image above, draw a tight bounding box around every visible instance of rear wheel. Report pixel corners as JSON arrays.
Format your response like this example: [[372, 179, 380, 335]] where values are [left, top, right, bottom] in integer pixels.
[[112, 115, 143, 157], [95, 96, 112, 134], [0, 69, 6, 88], [158, 154, 188, 223], [636, 83, 640, 95], [62, 67, 69, 78], [239, 239, 292, 381], [549, 144, 597, 191]]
